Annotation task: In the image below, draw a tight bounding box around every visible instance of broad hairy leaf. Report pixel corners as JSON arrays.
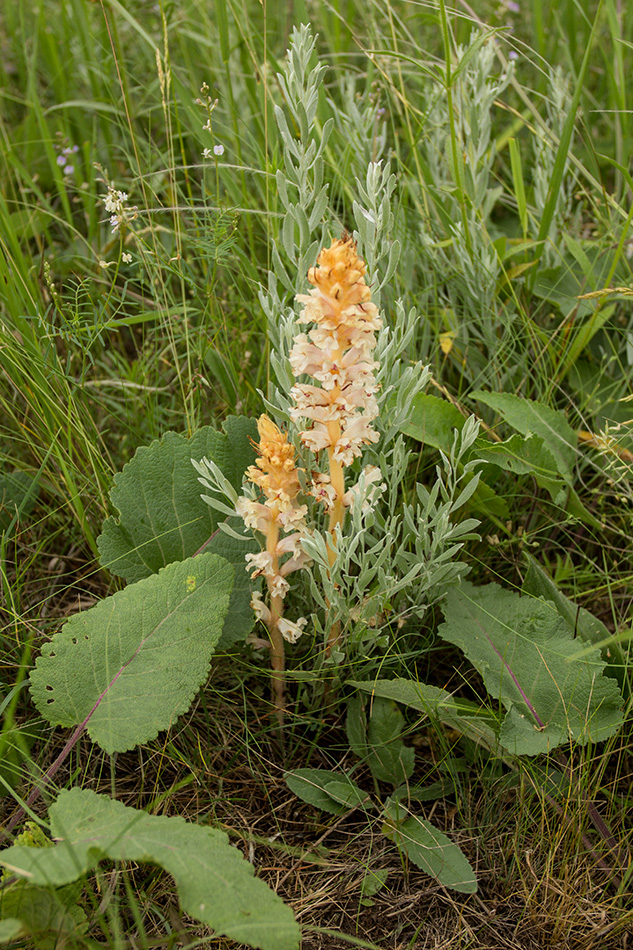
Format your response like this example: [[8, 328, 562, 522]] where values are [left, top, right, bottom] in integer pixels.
[[284, 769, 367, 816], [473, 433, 561, 479], [96, 417, 257, 648], [438, 581, 624, 755], [383, 803, 477, 894], [470, 391, 575, 478], [472, 433, 578, 512], [0, 788, 299, 950], [97, 417, 257, 582], [205, 529, 260, 649], [30, 554, 233, 754], [522, 555, 626, 690]]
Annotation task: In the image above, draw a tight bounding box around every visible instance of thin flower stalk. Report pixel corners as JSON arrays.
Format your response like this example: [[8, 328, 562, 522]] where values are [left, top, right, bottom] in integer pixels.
[[236, 415, 309, 727], [289, 237, 382, 653]]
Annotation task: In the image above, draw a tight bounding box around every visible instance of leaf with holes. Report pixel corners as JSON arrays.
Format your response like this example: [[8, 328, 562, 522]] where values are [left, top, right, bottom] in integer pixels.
[[30, 554, 233, 754], [438, 581, 624, 755], [0, 788, 298, 950]]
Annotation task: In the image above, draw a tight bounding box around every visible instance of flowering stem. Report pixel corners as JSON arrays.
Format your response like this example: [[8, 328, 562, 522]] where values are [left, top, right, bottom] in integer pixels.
[[325, 446, 344, 655], [265, 515, 286, 731], [267, 591, 286, 734]]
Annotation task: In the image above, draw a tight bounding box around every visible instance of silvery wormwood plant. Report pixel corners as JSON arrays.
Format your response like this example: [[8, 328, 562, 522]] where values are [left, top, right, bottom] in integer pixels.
[[193, 235, 481, 726]]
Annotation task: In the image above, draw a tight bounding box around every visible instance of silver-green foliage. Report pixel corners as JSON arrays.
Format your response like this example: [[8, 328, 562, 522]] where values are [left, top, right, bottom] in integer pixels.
[[302, 417, 480, 652], [262, 25, 332, 410], [425, 32, 512, 221], [418, 32, 516, 357], [0, 788, 299, 950], [273, 23, 332, 287], [533, 67, 577, 264]]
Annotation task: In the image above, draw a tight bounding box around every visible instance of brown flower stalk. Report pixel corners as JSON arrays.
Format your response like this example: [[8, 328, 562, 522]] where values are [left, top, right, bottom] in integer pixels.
[[236, 415, 309, 729], [289, 237, 382, 653]]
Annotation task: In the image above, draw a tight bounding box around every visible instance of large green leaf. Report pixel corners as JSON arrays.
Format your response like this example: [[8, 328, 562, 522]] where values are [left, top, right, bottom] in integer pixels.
[[470, 391, 576, 478], [97, 417, 257, 582], [97, 417, 258, 647], [472, 433, 577, 511], [205, 527, 259, 649], [438, 581, 624, 755], [522, 556, 627, 691], [400, 393, 465, 453], [473, 433, 560, 479], [522, 556, 610, 646], [383, 803, 477, 894], [0, 788, 299, 950], [30, 554, 233, 754]]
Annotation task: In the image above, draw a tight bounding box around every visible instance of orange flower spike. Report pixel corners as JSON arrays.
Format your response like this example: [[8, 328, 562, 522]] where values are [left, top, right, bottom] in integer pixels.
[[307, 238, 372, 315], [246, 415, 302, 510]]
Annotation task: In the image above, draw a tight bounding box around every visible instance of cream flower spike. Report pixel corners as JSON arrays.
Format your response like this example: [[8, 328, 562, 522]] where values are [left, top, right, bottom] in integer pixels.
[[290, 237, 383, 656], [289, 237, 382, 474], [289, 235, 382, 556]]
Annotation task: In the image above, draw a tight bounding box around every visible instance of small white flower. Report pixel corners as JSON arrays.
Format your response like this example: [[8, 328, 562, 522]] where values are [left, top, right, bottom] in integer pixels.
[[213, 144, 224, 156], [103, 189, 128, 214], [202, 148, 213, 159], [251, 591, 271, 624], [122, 252, 132, 263], [245, 550, 275, 578], [277, 617, 307, 644]]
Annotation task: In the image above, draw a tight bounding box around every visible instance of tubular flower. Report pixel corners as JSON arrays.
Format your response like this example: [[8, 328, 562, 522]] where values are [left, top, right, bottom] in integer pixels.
[[237, 414, 309, 643], [289, 237, 382, 473]]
